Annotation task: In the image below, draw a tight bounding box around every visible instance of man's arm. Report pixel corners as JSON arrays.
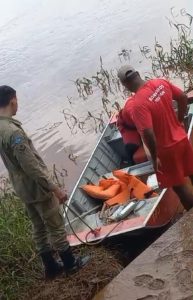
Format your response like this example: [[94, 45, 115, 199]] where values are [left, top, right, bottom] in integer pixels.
[[167, 81, 188, 123], [10, 131, 67, 203], [143, 129, 157, 162], [174, 92, 188, 123], [142, 128, 161, 172], [131, 104, 160, 172]]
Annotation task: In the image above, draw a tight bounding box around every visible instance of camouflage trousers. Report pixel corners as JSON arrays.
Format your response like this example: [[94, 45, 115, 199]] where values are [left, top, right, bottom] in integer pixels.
[[25, 196, 69, 254]]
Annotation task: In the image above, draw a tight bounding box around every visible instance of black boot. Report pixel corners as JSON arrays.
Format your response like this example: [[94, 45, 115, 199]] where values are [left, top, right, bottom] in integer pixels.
[[59, 247, 90, 275], [40, 251, 64, 280]]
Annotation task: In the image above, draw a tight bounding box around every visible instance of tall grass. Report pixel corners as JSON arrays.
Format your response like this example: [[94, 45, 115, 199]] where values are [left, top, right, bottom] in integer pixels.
[[0, 179, 41, 300]]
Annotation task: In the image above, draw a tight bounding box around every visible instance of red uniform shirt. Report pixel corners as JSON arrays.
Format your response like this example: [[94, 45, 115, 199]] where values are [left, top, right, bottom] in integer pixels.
[[117, 98, 141, 145], [131, 79, 187, 150]]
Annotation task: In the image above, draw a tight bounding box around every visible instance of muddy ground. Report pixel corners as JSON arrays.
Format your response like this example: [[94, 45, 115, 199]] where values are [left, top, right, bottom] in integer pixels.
[[25, 246, 123, 300], [24, 228, 166, 300]]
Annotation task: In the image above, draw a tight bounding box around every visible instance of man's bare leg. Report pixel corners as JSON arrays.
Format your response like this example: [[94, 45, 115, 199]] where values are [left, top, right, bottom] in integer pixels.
[[173, 183, 193, 211]]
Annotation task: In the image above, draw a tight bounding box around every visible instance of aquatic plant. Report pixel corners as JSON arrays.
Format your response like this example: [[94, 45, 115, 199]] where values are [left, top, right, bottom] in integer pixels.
[[140, 8, 193, 90], [63, 9, 193, 134]]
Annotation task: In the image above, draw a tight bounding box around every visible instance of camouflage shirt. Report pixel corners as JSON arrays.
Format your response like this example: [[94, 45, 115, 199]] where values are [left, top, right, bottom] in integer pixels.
[[0, 116, 55, 203]]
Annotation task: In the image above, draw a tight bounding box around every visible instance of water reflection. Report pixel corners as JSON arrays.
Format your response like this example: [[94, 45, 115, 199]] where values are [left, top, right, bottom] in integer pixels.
[[0, 0, 192, 191]]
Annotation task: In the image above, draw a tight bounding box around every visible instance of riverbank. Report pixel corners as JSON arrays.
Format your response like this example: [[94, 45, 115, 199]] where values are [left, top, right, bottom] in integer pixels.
[[0, 191, 125, 300], [0, 190, 166, 300]]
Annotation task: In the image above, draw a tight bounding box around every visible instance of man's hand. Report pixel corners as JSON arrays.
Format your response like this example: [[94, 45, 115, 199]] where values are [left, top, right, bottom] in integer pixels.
[[53, 187, 68, 204], [153, 157, 163, 174]]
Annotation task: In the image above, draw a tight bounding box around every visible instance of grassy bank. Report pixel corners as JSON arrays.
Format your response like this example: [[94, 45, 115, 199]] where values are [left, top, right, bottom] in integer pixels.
[[0, 170, 125, 300], [0, 182, 123, 300], [0, 187, 41, 300]]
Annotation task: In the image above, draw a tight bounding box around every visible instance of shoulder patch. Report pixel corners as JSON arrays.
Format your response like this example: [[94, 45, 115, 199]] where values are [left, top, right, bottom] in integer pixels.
[[11, 135, 25, 146]]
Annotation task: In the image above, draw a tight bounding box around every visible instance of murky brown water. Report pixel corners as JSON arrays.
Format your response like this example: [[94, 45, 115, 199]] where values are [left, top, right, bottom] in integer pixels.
[[0, 0, 192, 192]]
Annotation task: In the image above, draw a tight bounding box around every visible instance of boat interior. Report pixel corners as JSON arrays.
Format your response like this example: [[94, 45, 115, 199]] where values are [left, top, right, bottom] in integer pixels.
[[65, 123, 162, 235], [65, 103, 193, 237]]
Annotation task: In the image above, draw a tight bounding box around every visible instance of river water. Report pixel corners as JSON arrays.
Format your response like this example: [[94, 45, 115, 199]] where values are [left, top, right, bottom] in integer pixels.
[[0, 0, 192, 192]]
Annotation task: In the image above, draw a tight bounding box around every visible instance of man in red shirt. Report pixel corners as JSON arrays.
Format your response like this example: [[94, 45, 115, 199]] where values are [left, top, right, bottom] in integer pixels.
[[117, 98, 142, 165], [118, 65, 193, 210]]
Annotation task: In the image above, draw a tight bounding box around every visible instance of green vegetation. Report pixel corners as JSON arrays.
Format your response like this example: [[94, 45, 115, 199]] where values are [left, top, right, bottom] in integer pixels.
[[0, 177, 41, 300], [0, 177, 123, 300], [140, 8, 193, 90], [62, 56, 126, 135]]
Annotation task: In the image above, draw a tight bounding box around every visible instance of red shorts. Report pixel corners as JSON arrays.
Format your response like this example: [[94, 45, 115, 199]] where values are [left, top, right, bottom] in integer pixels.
[[156, 138, 193, 188]]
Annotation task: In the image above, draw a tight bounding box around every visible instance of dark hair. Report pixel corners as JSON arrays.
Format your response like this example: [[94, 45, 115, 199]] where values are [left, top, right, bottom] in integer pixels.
[[0, 85, 16, 108], [124, 71, 138, 83]]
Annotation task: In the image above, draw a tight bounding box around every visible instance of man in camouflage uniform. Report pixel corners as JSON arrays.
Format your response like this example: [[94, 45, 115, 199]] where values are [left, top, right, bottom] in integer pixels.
[[0, 85, 89, 279]]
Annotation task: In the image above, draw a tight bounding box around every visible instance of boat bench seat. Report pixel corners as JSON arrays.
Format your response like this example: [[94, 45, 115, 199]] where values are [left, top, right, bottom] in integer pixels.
[[102, 161, 154, 180]]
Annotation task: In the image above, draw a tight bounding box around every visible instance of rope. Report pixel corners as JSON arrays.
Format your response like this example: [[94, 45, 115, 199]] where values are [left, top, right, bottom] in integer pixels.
[[63, 199, 147, 246], [63, 203, 123, 246]]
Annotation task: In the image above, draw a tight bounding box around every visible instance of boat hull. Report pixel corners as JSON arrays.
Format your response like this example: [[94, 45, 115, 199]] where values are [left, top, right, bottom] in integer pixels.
[[67, 189, 182, 247]]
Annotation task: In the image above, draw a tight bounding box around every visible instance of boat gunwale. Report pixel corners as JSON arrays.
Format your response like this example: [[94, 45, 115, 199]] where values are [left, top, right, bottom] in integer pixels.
[[66, 122, 110, 210]]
